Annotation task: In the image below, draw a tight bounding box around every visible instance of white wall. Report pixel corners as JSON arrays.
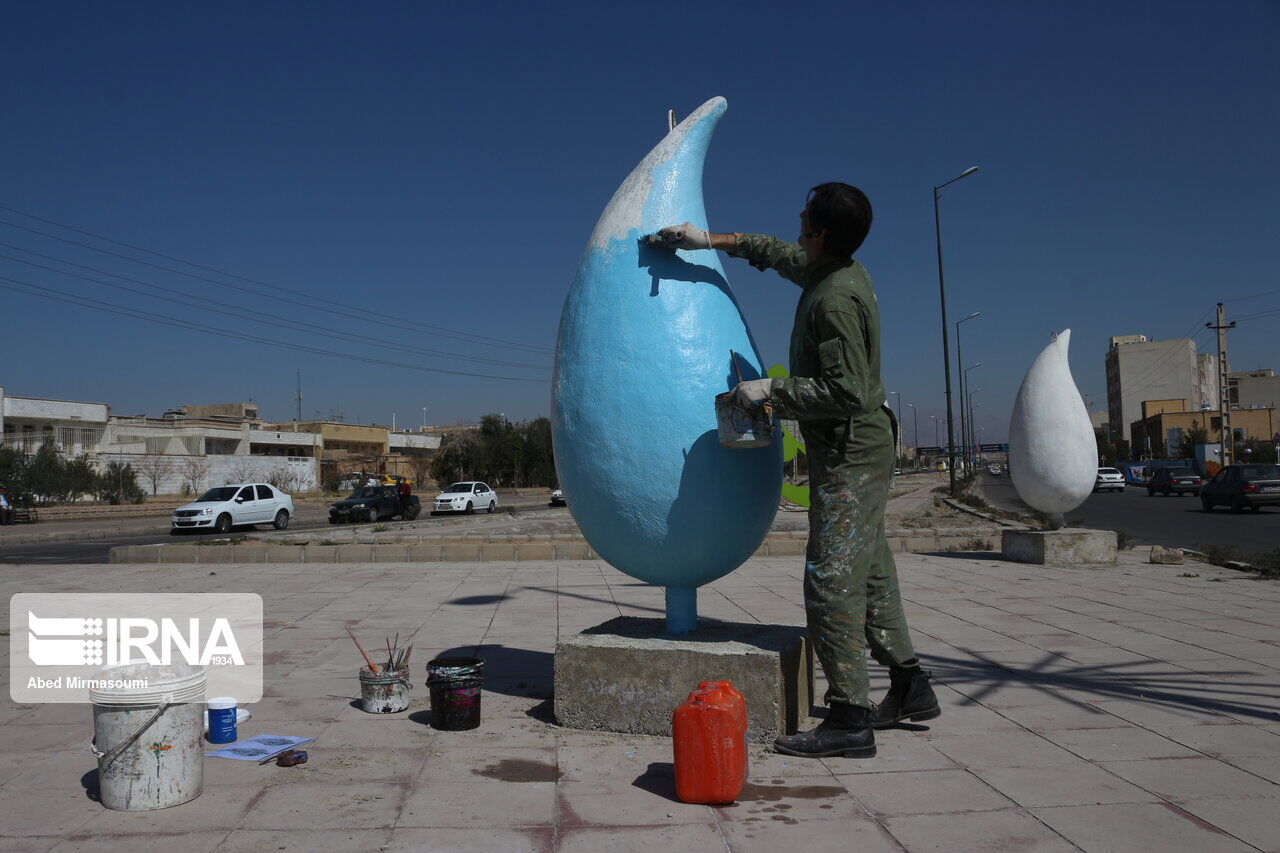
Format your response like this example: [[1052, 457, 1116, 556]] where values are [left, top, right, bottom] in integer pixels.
[[99, 453, 317, 496]]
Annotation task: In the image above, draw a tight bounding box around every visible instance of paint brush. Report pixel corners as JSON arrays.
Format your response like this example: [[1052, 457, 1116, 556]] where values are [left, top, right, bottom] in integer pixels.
[[345, 626, 380, 672], [730, 350, 744, 385]]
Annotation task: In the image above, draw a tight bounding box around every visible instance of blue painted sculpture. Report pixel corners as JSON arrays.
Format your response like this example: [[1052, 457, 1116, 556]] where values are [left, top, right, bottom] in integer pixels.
[[552, 97, 782, 634]]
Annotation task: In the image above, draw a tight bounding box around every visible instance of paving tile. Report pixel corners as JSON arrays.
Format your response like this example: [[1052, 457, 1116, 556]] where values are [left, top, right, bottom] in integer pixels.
[[402, 777, 556, 827], [716, 777, 868, 825], [216, 829, 393, 852], [1175, 796, 1280, 851], [1039, 725, 1200, 760], [0, 784, 100, 836], [385, 827, 553, 852], [238, 781, 407, 829], [718, 813, 901, 852], [556, 823, 724, 852], [843, 768, 1014, 816], [825, 733, 959, 775], [556, 780, 715, 826], [1097, 756, 1280, 802], [972, 763, 1157, 808], [49, 831, 228, 852], [1159, 723, 1280, 758], [923, 731, 1081, 769], [882, 809, 1077, 852], [1031, 802, 1255, 853]]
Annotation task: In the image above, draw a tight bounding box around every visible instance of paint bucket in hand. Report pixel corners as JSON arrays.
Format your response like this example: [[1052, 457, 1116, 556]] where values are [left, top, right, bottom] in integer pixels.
[[426, 656, 484, 730], [359, 667, 411, 714], [89, 663, 205, 811], [714, 393, 774, 449]]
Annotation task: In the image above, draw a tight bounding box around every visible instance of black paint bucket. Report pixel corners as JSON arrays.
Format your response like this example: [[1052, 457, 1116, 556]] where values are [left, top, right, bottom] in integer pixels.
[[426, 656, 484, 731]]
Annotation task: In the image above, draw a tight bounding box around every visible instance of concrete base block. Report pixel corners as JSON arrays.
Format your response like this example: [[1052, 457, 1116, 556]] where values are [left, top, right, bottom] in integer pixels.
[[553, 616, 813, 743], [1002, 527, 1118, 566]]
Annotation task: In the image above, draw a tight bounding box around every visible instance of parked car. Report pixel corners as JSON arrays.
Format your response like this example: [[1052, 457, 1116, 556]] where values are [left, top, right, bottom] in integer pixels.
[[172, 483, 294, 534], [1094, 467, 1125, 492], [549, 488, 566, 507], [1200, 464, 1280, 513], [1146, 467, 1203, 497], [328, 485, 420, 524], [432, 482, 498, 515]]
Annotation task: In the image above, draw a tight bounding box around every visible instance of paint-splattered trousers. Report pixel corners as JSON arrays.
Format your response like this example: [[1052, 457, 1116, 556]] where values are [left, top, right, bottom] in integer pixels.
[[805, 451, 918, 710]]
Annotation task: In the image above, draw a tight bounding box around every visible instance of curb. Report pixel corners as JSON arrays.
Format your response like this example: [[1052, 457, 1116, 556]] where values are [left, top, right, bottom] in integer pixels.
[[942, 497, 1023, 529], [108, 527, 1001, 564]]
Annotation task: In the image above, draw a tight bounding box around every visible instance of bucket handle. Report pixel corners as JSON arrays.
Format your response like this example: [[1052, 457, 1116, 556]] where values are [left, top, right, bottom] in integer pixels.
[[89, 701, 171, 768]]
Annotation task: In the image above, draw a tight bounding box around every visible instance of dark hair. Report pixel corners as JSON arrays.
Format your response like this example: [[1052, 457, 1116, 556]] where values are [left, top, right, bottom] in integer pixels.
[[807, 182, 872, 258]]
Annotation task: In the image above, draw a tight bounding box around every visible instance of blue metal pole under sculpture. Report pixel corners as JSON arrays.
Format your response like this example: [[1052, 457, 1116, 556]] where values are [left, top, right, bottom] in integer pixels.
[[552, 97, 781, 634]]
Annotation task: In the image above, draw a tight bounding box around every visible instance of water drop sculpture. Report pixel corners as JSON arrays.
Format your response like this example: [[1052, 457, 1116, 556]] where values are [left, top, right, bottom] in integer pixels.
[[552, 97, 781, 633], [1007, 329, 1097, 528]]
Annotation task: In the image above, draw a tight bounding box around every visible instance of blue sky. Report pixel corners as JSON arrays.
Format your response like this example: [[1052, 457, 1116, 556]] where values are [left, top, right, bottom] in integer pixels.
[[1, 1, 1276, 442]]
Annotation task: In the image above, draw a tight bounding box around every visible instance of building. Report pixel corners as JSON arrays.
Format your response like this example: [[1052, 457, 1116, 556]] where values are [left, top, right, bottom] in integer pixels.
[[1105, 335, 1218, 442], [262, 421, 440, 487], [0, 385, 109, 455], [1130, 402, 1277, 459], [1229, 369, 1280, 411]]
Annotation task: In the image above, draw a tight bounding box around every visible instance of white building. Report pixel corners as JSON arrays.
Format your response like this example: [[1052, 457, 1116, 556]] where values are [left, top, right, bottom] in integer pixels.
[[0, 385, 109, 454]]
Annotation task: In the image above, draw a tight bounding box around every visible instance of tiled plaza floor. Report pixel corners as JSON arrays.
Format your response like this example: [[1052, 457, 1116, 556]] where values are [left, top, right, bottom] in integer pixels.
[[1, 550, 1277, 851]]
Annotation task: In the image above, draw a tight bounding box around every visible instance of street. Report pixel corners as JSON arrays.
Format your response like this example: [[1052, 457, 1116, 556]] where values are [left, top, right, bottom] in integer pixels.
[[976, 473, 1280, 554], [0, 500, 559, 565]]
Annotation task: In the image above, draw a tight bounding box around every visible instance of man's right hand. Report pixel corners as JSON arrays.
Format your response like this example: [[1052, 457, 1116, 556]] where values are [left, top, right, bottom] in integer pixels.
[[644, 222, 712, 250]]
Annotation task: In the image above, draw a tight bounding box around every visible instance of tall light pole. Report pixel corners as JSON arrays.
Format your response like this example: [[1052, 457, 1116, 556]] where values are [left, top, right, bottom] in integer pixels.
[[934, 166, 981, 495], [906, 403, 918, 469], [931, 415, 941, 447], [888, 391, 903, 461], [955, 312, 981, 475], [963, 364, 982, 471], [968, 388, 983, 466]]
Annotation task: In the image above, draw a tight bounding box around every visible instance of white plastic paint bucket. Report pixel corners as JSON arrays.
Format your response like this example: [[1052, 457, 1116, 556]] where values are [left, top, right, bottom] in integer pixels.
[[89, 663, 206, 811], [714, 392, 774, 449]]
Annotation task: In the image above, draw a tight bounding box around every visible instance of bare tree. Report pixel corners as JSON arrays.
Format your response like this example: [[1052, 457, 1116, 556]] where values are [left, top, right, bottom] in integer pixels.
[[227, 457, 261, 484], [180, 456, 212, 495], [133, 454, 177, 496], [264, 465, 305, 495]]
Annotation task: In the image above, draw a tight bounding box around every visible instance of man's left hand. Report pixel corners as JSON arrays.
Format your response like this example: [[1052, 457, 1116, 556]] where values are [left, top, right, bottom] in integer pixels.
[[734, 379, 774, 408]]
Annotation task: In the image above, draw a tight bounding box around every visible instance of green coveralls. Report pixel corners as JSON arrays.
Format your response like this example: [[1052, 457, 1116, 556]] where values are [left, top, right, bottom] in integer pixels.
[[730, 234, 918, 711]]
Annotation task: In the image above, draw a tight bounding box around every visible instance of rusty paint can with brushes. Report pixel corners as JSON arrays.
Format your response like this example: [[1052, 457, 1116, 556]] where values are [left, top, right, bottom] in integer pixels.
[[714, 393, 774, 449], [358, 666, 411, 714], [426, 656, 484, 730]]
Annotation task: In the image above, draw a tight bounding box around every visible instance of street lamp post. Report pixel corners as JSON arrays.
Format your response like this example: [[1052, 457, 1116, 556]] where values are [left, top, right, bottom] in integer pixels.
[[889, 391, 903, 462], [963, 364, 982, 471], [906, 403, 918, 470], [934, 166, 981, 496], [955, 312, 981, 475], [968, 387, 983, 467]]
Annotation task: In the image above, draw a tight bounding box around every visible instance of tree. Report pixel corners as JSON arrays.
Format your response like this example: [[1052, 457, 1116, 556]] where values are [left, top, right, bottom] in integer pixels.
[[227, 457, 262, 484], [63, 456, 99, 502], [180, 456, 213, 495], [134, 454, 176, 496], [1176, 421, 1209, 461], [24, 443, 65, 503], [98, 462, 145, 505]]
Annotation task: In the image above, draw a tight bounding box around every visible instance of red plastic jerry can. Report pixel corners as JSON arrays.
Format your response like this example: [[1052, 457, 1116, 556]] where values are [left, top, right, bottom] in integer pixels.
[[672, 680, 748, 804]]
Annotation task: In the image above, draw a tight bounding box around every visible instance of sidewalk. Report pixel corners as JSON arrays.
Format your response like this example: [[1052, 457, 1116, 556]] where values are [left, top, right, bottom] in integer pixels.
[[1, 552, 1276, 851]]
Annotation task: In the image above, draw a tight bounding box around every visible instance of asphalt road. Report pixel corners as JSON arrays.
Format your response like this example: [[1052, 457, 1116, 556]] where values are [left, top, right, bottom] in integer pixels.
[[0, 501, 559, 565], [976, 473, 1280, 554]]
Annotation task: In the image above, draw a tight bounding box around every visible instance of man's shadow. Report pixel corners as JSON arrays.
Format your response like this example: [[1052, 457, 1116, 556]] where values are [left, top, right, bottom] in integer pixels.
[[637, 242, 732, 298]]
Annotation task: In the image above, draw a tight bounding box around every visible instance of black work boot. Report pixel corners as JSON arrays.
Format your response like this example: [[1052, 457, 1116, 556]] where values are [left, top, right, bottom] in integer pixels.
[[773, 704, 876, 758], [871, 665, 941, 728]]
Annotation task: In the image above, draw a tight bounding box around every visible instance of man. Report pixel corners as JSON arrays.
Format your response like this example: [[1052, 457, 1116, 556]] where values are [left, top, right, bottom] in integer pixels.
[[650, 183, 938, 758], [0, 487, 12, 525]]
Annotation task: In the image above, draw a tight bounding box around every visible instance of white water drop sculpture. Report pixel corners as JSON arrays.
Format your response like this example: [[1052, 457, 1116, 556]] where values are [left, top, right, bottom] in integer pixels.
[[1008, 329, 1097, 528]]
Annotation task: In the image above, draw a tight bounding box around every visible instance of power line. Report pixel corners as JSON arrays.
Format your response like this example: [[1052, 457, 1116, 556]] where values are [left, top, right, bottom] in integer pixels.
[[0, 275, 550, 384], [1222, 286, 1280, 305], [0, 245, 550, 371], [0, 211, 553, 354]]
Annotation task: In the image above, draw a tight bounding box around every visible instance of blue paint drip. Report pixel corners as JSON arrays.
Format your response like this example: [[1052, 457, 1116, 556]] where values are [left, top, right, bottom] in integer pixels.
[[553, 97, 781, 631]]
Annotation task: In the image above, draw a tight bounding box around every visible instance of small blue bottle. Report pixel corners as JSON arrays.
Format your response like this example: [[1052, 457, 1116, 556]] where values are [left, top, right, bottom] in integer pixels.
[[207, 697, 237, 743]]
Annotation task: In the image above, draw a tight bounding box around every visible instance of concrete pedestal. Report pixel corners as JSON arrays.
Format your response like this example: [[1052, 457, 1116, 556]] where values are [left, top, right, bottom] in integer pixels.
[[553, 617, 812, 743], [1002, 527, 1118, 566]]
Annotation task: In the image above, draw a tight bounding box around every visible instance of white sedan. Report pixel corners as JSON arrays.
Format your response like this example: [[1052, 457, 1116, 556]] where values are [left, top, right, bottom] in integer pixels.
[[432, 482, 498, 515], [1094, 467, 1125, 493], [172, 483, 294, 534]]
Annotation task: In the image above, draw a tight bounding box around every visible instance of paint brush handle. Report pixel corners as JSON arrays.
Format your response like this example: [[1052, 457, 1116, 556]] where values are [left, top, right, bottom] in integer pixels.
[[345, 626, 380, 672]]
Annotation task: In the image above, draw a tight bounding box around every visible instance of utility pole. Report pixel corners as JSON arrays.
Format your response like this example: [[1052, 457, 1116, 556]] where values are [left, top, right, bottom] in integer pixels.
[[1206, 303, 1236, 466], [295, 371, 302, 422], [668, 110, 676, 132]]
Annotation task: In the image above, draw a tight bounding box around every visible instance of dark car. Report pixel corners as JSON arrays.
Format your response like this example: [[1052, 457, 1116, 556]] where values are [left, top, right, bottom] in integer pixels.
[[1200, 464, 1280, 513], [328, 485, 420, 524], [1146, 467, 1203, 496]]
